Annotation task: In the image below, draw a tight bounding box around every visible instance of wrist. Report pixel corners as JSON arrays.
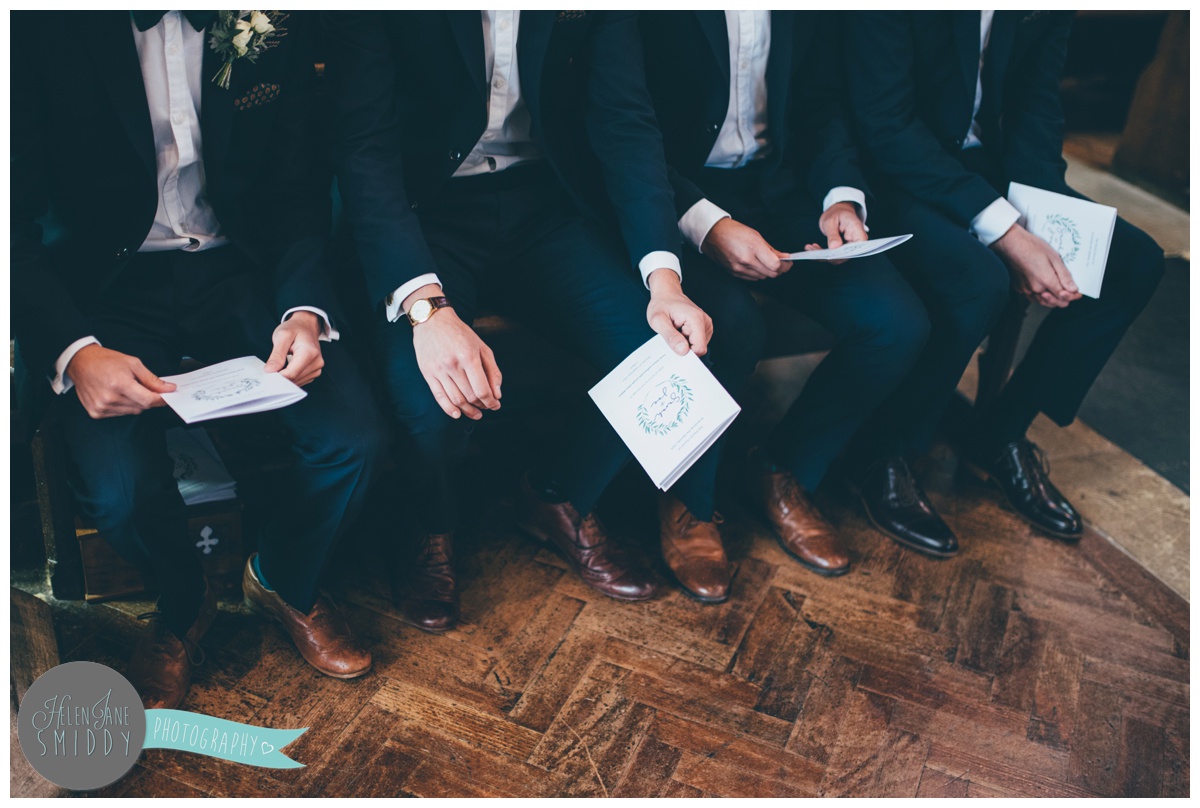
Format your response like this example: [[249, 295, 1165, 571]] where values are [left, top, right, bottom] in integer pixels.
[[647, 267, 682, 296], [401, 283, 445, 313]]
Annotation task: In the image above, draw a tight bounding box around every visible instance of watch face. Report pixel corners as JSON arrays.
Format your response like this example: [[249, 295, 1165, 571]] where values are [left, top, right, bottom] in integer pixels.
[[410, 299, 434, 323]]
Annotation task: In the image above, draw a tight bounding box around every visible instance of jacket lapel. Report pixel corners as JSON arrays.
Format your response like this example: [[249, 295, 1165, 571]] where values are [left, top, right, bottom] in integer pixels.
[[696, 11, 731, 80], [953, 10, 983, 108], [983, 11, 1018, 115], [766, 11, 796, 134], [516, 11, 554, 131], [86, 12, 156, 179], [447, 10, 488, 102], [200, 39, 235, 182]]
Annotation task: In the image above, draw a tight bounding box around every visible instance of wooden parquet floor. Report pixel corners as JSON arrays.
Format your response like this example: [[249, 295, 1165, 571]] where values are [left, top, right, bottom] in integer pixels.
[[20, 446, 1191, 798]]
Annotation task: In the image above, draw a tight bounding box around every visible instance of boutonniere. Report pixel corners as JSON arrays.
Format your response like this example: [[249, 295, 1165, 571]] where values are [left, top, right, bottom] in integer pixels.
[[209, 11, 288, 90]]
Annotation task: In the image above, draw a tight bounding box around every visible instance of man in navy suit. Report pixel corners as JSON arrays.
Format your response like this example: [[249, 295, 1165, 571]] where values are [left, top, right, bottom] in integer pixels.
[[846, 11, 1165, 541], [640, 11, 965, 570], [12, 11, 389, 709], [325, 11, 762, 616]]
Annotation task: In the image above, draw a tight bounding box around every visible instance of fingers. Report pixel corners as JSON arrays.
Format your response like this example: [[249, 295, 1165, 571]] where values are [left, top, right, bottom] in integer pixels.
[[447, 368, 484, 420], [279, 342, 324, 383], [425, 376, 464, 420], [264, 333, 290, 374], [1049, 254, 1080, 300], [841, 214, 869, 243], [676, 309, 713, 357], [484, 350, 503, 401], [462, 359, 500, 411], [648, 312, 690, 356], [129, 361, 176, 394]]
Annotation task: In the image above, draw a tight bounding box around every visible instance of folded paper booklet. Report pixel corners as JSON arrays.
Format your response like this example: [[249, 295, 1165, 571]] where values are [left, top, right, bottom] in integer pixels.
[[786, 233, 912, 261], [166, 427, 238, 505], [1007, 182, 1116, 299], [589, 336, 741, 491], [161, 356, 306, 424]]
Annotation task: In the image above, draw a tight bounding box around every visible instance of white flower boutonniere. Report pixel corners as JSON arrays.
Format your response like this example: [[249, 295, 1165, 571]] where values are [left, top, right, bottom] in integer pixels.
[[209, 11, 288, 90]]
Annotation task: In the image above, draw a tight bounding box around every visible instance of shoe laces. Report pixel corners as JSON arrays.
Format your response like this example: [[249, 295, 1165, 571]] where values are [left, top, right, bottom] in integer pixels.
[[887, 459, 923, 508], [1016, 439, 1051, 478]]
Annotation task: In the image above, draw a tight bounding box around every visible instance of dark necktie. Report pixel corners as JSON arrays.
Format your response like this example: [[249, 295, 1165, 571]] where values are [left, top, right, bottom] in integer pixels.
[[131, 11, 217, 33]]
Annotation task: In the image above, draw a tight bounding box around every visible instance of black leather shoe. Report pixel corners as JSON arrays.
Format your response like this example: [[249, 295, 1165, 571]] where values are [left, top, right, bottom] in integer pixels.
[[854, 457, 959, 558], [969, 439, 1083, 541]]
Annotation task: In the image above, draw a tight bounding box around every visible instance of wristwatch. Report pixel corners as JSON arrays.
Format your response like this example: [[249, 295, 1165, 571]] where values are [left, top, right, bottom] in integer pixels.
[[406, 296, 452, 326]]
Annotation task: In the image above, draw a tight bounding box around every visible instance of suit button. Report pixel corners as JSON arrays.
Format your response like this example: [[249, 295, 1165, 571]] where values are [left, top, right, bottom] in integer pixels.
[[116, 248, 130, 260], [449, 150, 462, 161], [954, 137, 964, 147], [410, 201, 419, 211], [707, 123, 720, 133]]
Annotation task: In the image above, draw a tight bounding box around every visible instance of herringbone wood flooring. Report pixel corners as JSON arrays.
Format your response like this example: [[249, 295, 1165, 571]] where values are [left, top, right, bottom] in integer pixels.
[[28, 439, 1188, 799]]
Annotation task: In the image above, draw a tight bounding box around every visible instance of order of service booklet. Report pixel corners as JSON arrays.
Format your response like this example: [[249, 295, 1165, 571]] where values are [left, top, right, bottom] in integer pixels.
[[160, 356, 307, 424], [1007, 182, 1117, 299], [785, 233, 912, 261], [589, 336, 741, 491]]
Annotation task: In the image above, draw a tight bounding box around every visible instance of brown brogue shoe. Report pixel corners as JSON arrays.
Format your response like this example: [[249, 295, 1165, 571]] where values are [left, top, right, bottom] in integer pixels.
[[128, 580, 217, 710], [515, 476, 657, 602], [750, 450, 851, 576], [243, 554, 372, 678], [658, 494, 730, 603], [393, 532, 459, 633]]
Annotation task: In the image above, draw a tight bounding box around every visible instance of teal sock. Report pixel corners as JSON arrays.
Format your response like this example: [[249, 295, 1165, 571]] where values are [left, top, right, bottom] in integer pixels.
[[252, 554, 274, 591]]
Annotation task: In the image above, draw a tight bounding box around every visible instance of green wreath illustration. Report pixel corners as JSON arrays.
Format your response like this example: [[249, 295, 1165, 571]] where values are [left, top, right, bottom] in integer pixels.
[[636, 374, 693, 436]]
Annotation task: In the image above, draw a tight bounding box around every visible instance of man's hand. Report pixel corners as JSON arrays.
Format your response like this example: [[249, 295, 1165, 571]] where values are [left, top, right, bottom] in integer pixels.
[[700, 217, 792, 281], [646, 268, 713, 357], [265, 311, 325, 386], [817, 201, 869, 264], [66, 344, 176, 419], [408, 294, 501, 421], [991, 223, 1081, 308]]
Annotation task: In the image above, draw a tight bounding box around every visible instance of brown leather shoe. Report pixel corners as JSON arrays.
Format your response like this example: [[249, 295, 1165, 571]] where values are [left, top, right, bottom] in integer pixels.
[[515, 476, 657, 602], [750, 450, 851, 577], [658, 494, 730, 603], [128, 580, 218, 710], [242, 554, 372, 679], [393, 532, 459, 633]]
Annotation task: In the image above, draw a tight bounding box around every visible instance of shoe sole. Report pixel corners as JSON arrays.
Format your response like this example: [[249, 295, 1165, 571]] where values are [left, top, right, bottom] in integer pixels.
[[243, 596, 373, 679], [394, 613, 455, 635], [962, 461, 1083, 543], [845, 482, 959, 559], [516, 522, 657, 602]]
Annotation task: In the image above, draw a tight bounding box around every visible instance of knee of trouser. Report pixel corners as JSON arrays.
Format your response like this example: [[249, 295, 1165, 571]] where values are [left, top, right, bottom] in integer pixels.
[[947, 261, 1012, 341], [334, 404, 394, 475], [1123, 237, 1167, 306], [71, 453, 168, 533], [709, 295, 767, 371], [850, 290, 932, 365]]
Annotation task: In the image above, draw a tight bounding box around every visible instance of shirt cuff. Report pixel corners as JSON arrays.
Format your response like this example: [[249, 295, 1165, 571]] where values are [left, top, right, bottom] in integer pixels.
[[638, 251, 683, 289], [823, 186, 869, 228], [282, 307, 339, 342], [385, 273, 443, 323], [51, 336, 100, 394], [971, 197, 1021, 247], [678, 198, 731, 252]]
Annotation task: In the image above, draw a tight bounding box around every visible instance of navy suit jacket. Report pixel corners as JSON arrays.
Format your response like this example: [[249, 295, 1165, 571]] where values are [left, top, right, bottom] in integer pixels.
[[324, 10, 681, 310], [845, 10, 1075, 228], [640, 11, 869, 219], [11, 11, 334, 383]]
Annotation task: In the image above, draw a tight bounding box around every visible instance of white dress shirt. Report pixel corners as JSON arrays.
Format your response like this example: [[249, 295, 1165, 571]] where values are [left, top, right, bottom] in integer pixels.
[[385, 10, 683, 323], [51, 11, 334, 394], [965, 10, 1021, 246], [678, 11, 867, 251]]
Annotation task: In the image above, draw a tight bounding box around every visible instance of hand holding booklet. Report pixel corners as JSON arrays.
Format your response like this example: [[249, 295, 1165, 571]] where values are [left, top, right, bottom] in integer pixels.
[[786, 233, 912, 262], [160, 356, 307, 424], [1007, 182, 1117, 299], [589, 336, 741, 491]]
